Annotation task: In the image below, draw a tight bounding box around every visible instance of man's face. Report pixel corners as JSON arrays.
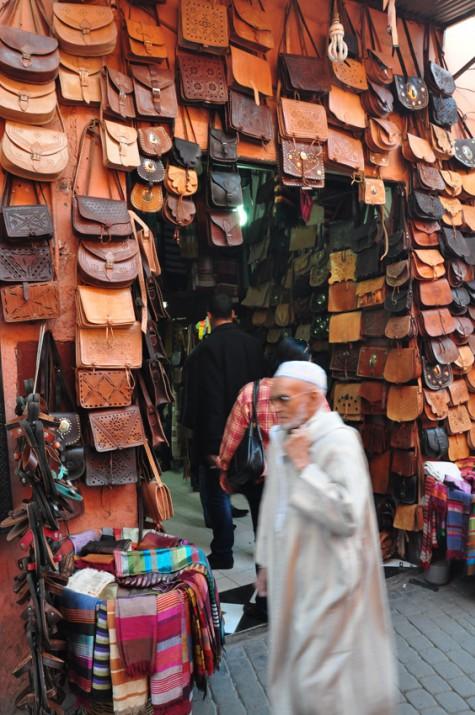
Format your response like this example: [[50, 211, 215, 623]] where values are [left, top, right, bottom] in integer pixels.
[[270, 377, 320, 430]]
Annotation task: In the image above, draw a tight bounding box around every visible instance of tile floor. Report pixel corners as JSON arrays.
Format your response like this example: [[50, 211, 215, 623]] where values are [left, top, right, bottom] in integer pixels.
[[162, 470, 257, 596]]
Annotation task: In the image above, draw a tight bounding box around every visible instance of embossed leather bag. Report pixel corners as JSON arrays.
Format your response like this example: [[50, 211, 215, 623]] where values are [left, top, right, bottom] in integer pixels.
[[448, 379, 469, 406], [89, 405, 146, 452], [131, 64, 178, 121], [0, 176, 53, 241], [52, 3, 117, 57], [393, 20, 428, 112], [330, 0, 367, 92], [425, 53, 455, 98], [1, 281, 59, 322], [278, 97, 329, 141], [165, 166, 198, 196], [230, 0, 273, 54], [76, 323, 142, 369], [100, 120, 140, 172], [73, 122, 132, 240], [227, 89, 273, 143], [58, 52, 102, 105], [230, 45, 272, 105], [447, 404, 472, 435], [333, 383, 362, 421], [138, 126, 172, 157], [412, 249, 445, 281], [85, 447, 137, 486], [77, 368, 133, 409], [178, 52, 227, 105], [280, 139, 325, 188], [384, 345, 422, 384], [0, 243, 52, 283], [78, 239, 139, 288], [356, 346, 388, 379], [77, 285, 135, 328], [126, 17, 167, 62], [387, 382, 423, 421], [178, 0, 229, 54], [0, 74, 56, 125], [207, 211, 242, 247], [0, 26, 59, 83], [209, 171, 243, 209], [0, 121, 68, 182], [329, 249, 356, 284], [448, 433, 469, 461], [327, 128, 364, 171]]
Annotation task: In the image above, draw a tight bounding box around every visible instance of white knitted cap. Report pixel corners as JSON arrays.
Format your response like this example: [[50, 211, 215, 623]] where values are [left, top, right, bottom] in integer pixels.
[[274, 361, 327, 395]]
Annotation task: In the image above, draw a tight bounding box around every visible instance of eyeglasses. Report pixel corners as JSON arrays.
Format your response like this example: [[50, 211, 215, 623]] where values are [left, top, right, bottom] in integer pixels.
[[270, 390, 315, 404]]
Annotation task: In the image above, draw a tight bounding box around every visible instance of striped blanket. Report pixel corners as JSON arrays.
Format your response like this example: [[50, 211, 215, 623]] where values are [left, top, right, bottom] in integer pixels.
[[421, 476, 448, 570], [92, 603, 112, 700], [446, 487, 472, 560], [60, 588, 99, 693], [466, 496, 475, 575], [114, 545, 208, 578]]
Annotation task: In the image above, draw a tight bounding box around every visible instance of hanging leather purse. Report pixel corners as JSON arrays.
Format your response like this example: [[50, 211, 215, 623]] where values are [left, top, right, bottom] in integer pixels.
[[431, 123, 455, 160], [326, 128, 364, 171], [0, 121, 68, 182], [58, 52, 102, 105], [328, 281, 356, 313], [361, 81, 394, 119], [208, 171, 243, 209], [227, 89, 274, 143], [328, 311, 362, 343], [421, 427, 448, 459], [365, 117, 401, 155], [230, 45, 272, 106], [101, 67, 135, 120], [360, 382, 387, 416], [330, 0, 367, 93], [418, 277, 452, 307], [280, 140, 324, 188], [278, 0, 330, 97], [392, 474, 418, 505], [385, 313, 417, 340], [427, 335, 459, 365], [409, 191, 444, 221], [163, 195, 196, 228], [440, 196, 463, 227], [392, 449, 418, 478], [356, 346, 388, 379], [448, 379, 469, 406], [423, 358, 453, 390], [384, 344, 422, 384], [77, 368, 133, 409], [448, 433, 469, 461], [137, 374, 168, 449], [439, 227, 469, 260], [447, 404, 472, 435], [100, 120, 140, 172], [85, 447, 138, 486], [0, 242, 52, 283], [412, 249, 445, 281], [76, 323, 142, 369], [138, 126, 172, 158], [355, 276, 385, 310], [178, 52, 227, 106], [333, 383, 362, 422], [369, 451, 390, 494], [73, 122, 132, 240], [462, 171, 475, 198], [278, 97, 329, 142], [402, 132, 436, 164], [78, 239, 139, 288], [410, 220, 440, 248], [1, 281, 59, 322], [0, 176, 53, 242], [136, 156, 165, 184], [390, 421, 419, 450], [329, 249, 356, 284], [425, 29, 455, 97], [89, 406, 146, 452], [165, 166, 198, 197], [0, 74, 56, 125], [430, 95, 458, 129], [441, 170, 463, 197], [171, 107, 202, 169], [327, 86, 366, 130], [178, 0, 229, 55], [330, 344, 359, 378], [393, 19, 429, 112], [387, 382, 423, 422], [386, 260, 410, 287], [52, 3, 117, 57], [230, 0, 273, 54], [384, 281, 413, 314], [453, 112, 475, 169], [207, 211, 243, 247], [454, 345, 475, 374], [76, 285, 135, 328], [362, 419, 389, 455], [451, 286, 470, 315], [126, 15, 167, 62], [131, 64, 178, 121], [209, 116, 238, 163], [415, 163, 445, 193], [0, 25, 59, 83]]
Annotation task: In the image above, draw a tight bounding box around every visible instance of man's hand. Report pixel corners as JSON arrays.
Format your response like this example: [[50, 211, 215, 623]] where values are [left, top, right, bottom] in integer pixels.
[[219, 471, 234, 494], [256, 567, 268, 597], [284, 430, 311, 471], [206, 454, 219, 468]]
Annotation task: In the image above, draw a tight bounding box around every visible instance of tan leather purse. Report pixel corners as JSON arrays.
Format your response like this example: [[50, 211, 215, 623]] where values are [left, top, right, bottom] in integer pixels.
[[76, 368, 134, 409], [441, 170, 463, 197], [0, 75, 56, 125], [100, 120, 140, 172], [329, 249, 356, 284], [447, 405, 472, 435], [328, 85, 366, 130], [230, 45, 272, 104], [424, 388, 450, 421], [387, 383, 423, 422], [165, 166, 198, 196], [327, 128, 364, 171], [126, 18, 167, 61], [393, 505, 423, 532], [355, 276, 385, 309], [329, 311, 362, 343], [178, 0, 229, 54], [58, 52, 102, 105], [448, 433, 469, 461], [402, 133, 436, 164], [277, 97, 328, 141], [448, 380, 469, 407], [53, 3, 117, 57], [430, 123, 454, 160], [129, 210, 161, 276], [1, 282, 59, 322], [384, 345, 422, 384], [89, 405, 146, 452], [463, 205, 475, 232], [328, 281, 356, 312], [230, 0, 274, 54], [76, 286, 135, 328], [412, 249, 445, 281], [462, 172, 475, 198], [0, 121, 69, 182], [440, 196, 463, 227], [358, 177, 385, 205], [76, 323, 142, 369], [141, 442, 174, 523]]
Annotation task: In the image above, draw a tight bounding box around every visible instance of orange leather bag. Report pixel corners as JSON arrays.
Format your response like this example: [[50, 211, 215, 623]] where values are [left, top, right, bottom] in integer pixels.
[[52, 3, 117, 56], [0, 121, 69, 182]]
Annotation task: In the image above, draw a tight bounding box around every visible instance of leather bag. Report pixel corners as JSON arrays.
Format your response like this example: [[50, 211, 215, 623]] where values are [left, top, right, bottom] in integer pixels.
[[328, 281, 356, 312], [228, 380, 265, 489], [427, 336, 459, 365], [412, 249, 445, 281], [76, 285, 135, 328], [100, 120, 140, 172], [387, 383, 423, 421], [430, 95, 457, 129], [418, 277, 452, 307], [230, 0, 273, 55], [165, 166, 198, 197], [423, 388, 449, 420], [392, 449, 417, 477], [369, 451, 390, 494], [423, 358, 453, 390], [386, 260, 410, 287], [52, 3, 117, 57], [384, 282, 413, 314], [0, 121, 68, 182], [440, 196, 463, 227], [126, 18, 167, 62], [447, 404, 472, 435], [362, 309, 388, 337], [76, 323, 142, 369], [0, 27, 59, 84], [178, 0, 229, 55], [327, 128, 364, 171], [328, 311, 362, 343], [0, 176, 53, 241], [227, 89, 273, 143], [230, 45, 272, 105], [454, 139, 475, 169], [384, 346, 422, 384], [439, 227, 469, 261], [441, 170, 463, 197], [278, 97, 329, 142], [431, 123, 455, 160], [390, 422, 418, 450], [163, 195, 196, 227], [208, 211, 242, 247], [208, 171, 243, 209], [58, 52, 102, 105], [280, 139, 325, 188], [131, 64, 178, 121], [101, 67, 135, 120], [77, 368, 133, 409], [385, 314, 417, 340], [333, 383, 362, 422], [409, 191, 444, 221], [416, 163, 445, 193], [329, 249, 356, 284], [360, 382, 387, 416], [448, 379, 469, 406], [328, 85, 366, 130], [358, 177, 385, 205], [209, 125, 238, 164], [89, 406, 146, 452], [136, 156, 165, 184], [362, 81, 394, 118], [85, 447, 138, 486], [355, 276, 385, 310], [78, 238, 139, 288], [402, 133, 436, 164], [411, 219, 440, 248], [330, 344, 359, 378], [1, 281, 59, 322], [448, 433, 470, 461], [178, 52, 227, 106], [422, 427, 448, 459], [138, 126, 172, 157], [0, 243, 52, 283], [393, 504, 423, 532], [356, 346, 388, 379], [0, 75, 56, 125]]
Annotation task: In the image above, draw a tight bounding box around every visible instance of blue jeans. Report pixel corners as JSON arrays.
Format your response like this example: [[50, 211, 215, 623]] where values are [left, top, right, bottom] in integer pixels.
[[199, 463, 234, 558]]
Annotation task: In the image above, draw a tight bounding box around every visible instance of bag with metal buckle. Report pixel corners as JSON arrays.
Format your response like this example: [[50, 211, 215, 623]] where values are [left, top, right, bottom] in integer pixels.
[[0, 23, 59, 83], [0, 74, 56, 125], [58, 52, 102, 105], [393, 19, 428, 112], [138, 126, 172, 157], [280, 139, 324, 188], [76, 323, 142, 369], [77, 238, 139, 288], [101, 67, 135, 119], [423, 358, 453, 390], [0, 120, 68, 182], [356, 346, 388, 379], [126, 16, 167, 62], [52, 3, 117, 57], [131, 63, 178, 121], [100, 120, 140, 172]]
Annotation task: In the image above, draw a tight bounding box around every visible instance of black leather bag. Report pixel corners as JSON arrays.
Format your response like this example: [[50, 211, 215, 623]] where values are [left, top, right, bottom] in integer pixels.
[[439, 227, 469, 260], [0, 176, 53, 242], [392, 475, 418, 504], [172, 137, 202, 169], [384, 282, 413, 313], [228, 380, 265, 490], [208, 126, 238, 164], [209, 171, 243, 209], [430, 95, 457, 129], [421, 427, 448, 459], [409, 191, 444, 221], [356, 244, 380, 280]]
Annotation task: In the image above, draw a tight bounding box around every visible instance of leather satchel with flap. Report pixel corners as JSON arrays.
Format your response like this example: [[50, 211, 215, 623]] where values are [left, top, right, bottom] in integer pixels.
[[131, 64, 178, 121], [227, 89, 274, 143], [89, 406, 146, 453], [138, 126, 172, 158], [76, 323, 142, 369], [1, 281, 59, 322], [355, 276, 385, 310], [412, 249, 445, 281], [100, 120, 140, 172], [278, 97, 329, 142], [77, 285, 135, 328], [356, 346, 388, 379], [230, 0, 274, 54], [384, 346, 422, 384], [0, 243, 52, 283], [126, 18, 167, 62], [85, 447, 137, 487], [78, 238, 139, 288], [77, 368, 133, 409], [329, 311, 362, 343], [360, 382, 387, 415], [333, 383, 362, 422], [0, 121, 68, 182], [0, 75, 56, 125], [52, 3, 117, 57], [58, 53, 102, 105], [230, 46, 272, 105], [209, 171, 243, 209], [418, 277, 452, 307], [387, 383, 423, 421], [178, 53, 227, 105], [0, 177, 53, 242], [328, 86, 366, 130], [208, 212, 242, 247], [178, 0, 229, 55], [0, 27, 59, 84], [101, 68, 135, 120], [327, 128, 364, 171], [209, 126, 238, 163]]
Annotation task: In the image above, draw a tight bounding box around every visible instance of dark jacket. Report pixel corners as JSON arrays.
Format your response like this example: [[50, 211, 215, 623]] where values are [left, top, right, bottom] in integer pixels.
[[183, 323, 264, 457]]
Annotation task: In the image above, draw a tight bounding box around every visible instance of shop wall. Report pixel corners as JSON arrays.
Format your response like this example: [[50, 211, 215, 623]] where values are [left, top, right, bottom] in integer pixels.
[[0, 1, 433, 710]]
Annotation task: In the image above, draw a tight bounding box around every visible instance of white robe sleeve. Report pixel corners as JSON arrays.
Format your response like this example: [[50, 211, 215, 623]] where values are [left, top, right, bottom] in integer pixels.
[[255, 475, 272, 568]]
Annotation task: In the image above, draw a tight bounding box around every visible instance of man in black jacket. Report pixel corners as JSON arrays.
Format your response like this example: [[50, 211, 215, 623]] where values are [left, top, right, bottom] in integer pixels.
[[183, 292, 265, 569]]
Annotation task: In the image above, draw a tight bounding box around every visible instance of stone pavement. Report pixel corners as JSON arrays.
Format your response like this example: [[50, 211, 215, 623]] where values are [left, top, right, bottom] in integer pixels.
[[192, 572, 475, 714]]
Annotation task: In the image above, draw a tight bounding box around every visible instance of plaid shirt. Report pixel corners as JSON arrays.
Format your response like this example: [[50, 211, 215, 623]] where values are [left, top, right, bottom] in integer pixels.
[[218, 378, 277, 472]]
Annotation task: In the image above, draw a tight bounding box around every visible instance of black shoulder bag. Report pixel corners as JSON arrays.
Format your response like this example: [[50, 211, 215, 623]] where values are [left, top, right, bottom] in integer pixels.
[[228, 380, 265, 490]]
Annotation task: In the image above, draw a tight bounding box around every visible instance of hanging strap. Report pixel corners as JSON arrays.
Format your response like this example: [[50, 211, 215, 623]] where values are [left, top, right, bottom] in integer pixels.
[[73, 121, 126, 200], [129, 210, 149, 333], [363, 6, 381, 53], [338, 0, 360, 58], [181, 104, 198, 145], [457, 109, 474, 139], [402, 17, 422, 77], [143, 441, 164, 487]]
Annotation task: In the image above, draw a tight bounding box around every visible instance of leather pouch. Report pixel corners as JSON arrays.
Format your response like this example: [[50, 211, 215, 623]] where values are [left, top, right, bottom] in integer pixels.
[[355, 276, 385, 309], [362, 81, 393, 118], [439, 227, 469, 260], [385, 314, 417, 340], [77, 285, 135, 328], [356, 244, 380, 280], [447, 404, 472, 435], [369, 451, 390, 494], [101, 67, 135, 120], [328, 85, 365, 129], [384, 282, 413, 314], [454, 345, 474, 374], [0, 27, 59, 84], [328, 281, 356, 312], [386, 260, 410, 287], [126, 18, 167, 62], [427, 336, 459, 365], [362, 420, 389, 455], [100, 120, 140, 172], [431, 123, 455, 160], [209, 171, 243, 208], [280, 139, 325, 187], [441, 170, 463, 197], [358, 177, 385, 205], [454, 138, 475, 169], [421, 426, 448, 459], [430, 95, 457, 129], [328, 311, 362, 343], [78, 238, 139, 288], [387, 383, 423, 421], [0, 121, 68, 182], [392, 475, 418, 505], [448, 433, 469, 461], [448, 380, 469, 406], [89, 406, 146, 452], [209, 127, 238, 163], [1, 281, 59, 322], [165, 166, 198, 197], [227, 89, 273, 143], [365, 49, 393, 86], [416, 162, 445, 192], [362, 309, 388, 337], [230, 0, 273, 54], [412, 249, 445, 281], [178, 0, 229, 54], [76, 323, 142, 369], [0, 243, 52, 283], [77, 368, 133, 409], [163, 195, 196, 227], [394, 75, 428, 111], [131, 184, 163, 214], [440, 196, 463, 227], [0, 178, 53, 241], [423, 358, 453, 390], [52, 3, 117, 57], [230, 45, 272, 105], [418, 277, 452, 307], [394, 504, 423, 531], [390, 421, 418, 450], [360, 382, 387, 415], [0, 75, 56, 125], [58, 52, 102, 105], [411, 219, 440, 248], [402, 133, 436, 164], [278, 97, 328, 141], [85, 447, 137, 486], [409, 191, 444, 221], [392, 449, 417, 477], [424, 388, 449, 420], [426, 60, 455, 96], [333, 383, 362, 421], [329, 249, 356, 284], [330, 344, 359, 378], [131, 64, 178, 121], [384, 346, 422, 384], [178, 52, 227, 105], [138, 126, 172, 157], [207, 211, 242, 248], [73, 194, 131, 239], [327, 128, 364, 171], [462, 172, 475, 197], [357, 347, 388, 379]]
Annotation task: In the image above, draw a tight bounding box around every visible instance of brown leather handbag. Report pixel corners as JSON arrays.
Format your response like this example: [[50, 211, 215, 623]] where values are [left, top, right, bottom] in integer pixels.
[[101, 68, 135, 120], [384, 345, 422, 384], [52, 3, 117, 56], [419, 307, 457, 339], [73, 122, 132, 240], [431, 123, 455, 160], [328, 281, 356, 312], [328, 311, 362, 343], [165, 166, 198, 197], [77, 285, 135, 328], [390, 422, 419, 450], [163, 195, 196, 228], [329, 249, 356, 284], [230, 0, 273, 54], [58, 52, 102, 105], [393, 20, 429, 112], [0, 176, 53, 242], [330, 344, 359, 378], [364, 9, 393, 87], [410, 220, 440, 248], [280, 139, 324, 188], [89, 405, 146, 452], [0, 25, 59, 84], [1, 281, 59, 322], [355, 276, 385, 310], [362, 309, 389, 338], [369, 451, 390, 494], [131, 64, 178, 121], [85, 447, 138, 486], [333, 382, 362, 421], [76, 323, 142, 369], [0, 243, 52, 283], [100, 120, 140, 172], [360, 382, 387, 415], [448, 433, 469, 461], [178, 52, 227, 105], [138, 126, 172, 157], [424, 388, 450, 421], [402, 133, 436, 164], [419, 277, 452, 307], [387, 383, 423, 421], [129, 210, 161, 276], [416, 163, 445, 193], [356, 346, 388, 379], [126, 17, 167, 62], [448, 380, 469, 407], [362, 81, 394, 119], [327, 128, 364, 171], [447, 404, 472, 435], [140, 442, 174, 522], [208, 117, 238, 163], [78, 238, 139, 288], [230, 45, 272, 105], [328, 86, 366, 130], [138, 374, 168, 448], [77, 368, 133, 409], [209, 171, 243, 209], [441, 170, 463, 197], [227, 89, 274, 143], [358, 177, 385, 205], [0, 74, 56, 125], [178, 0, 229, 55], [385, 314, 417, 340], [386, 260, 410, 287], [412, 249, 445, 281], [207, 212, 242, 247], [278, 97, 329, 141], [0, 120, 68, 182]]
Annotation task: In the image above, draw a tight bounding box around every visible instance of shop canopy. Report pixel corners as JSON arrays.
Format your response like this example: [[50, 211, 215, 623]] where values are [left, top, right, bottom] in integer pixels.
[[360, 0, 475, 28]]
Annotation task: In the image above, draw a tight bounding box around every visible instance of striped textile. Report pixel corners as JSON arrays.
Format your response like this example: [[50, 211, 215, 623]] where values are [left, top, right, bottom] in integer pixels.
[[421, 476, 448, 570], [114, 545, 208, 578], [150, 590, 192, 715], [466, 496, 475, 575], [92, 603, 112, 700], [60, 588, 99, 693], [106, 600, 149, 715], [116, 596, 158, 677], [446, 487, 472, 560]]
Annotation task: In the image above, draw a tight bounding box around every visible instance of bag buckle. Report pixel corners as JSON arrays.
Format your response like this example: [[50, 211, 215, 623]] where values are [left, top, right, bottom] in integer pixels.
[[21, 51, 32, 67]]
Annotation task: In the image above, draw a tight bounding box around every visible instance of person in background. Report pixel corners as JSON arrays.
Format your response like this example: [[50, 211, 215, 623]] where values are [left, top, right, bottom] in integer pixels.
[[256, 361, 397, 715], [182, 292, 264, 570]]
